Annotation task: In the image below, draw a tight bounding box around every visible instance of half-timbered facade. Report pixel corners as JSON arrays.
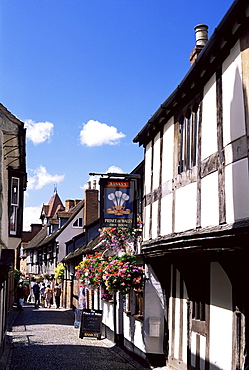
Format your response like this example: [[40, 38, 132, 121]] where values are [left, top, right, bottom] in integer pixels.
[[134, 1, 249, 368], [0, 104, 26, 359]]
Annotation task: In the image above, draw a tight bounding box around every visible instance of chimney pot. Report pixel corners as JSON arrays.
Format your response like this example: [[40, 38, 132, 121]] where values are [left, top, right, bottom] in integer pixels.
[[190, 24, 208, 65], [194, 24, 208, 46]]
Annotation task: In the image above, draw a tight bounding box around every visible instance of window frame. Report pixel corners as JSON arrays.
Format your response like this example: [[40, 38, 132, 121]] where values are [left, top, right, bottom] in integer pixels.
[[177, 106, 199, 174], [72, 218, 83, 228], [9, 175, 21, 236]]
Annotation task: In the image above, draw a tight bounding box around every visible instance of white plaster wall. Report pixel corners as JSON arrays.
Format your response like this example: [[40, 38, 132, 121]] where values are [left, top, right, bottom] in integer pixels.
[[143, 205, 150, 241], [222, 41, 246, 147], [191, 334, 206, 370], [123, 313, 145, 352], [152, 132, 161, 191], [151, 200, 158, 240], [191, 332, 197, 367], [160, 193, 173, 236], [143, 264, 164, 354], [102, 300, 114, 330], [174, 182, 197, 232], [201, 171, 219, 228], [174, 269, 180, 359], [182, 283, 188, 364], [162, 118, 174, 184], [144, 141, 152, 196], [168, 266, 188, 364], [168, 266, 173, 358], [143, 142, 152, 242], [200, 335, 206, 370], [57, 208, 84, 261], [225, 158, 249, 223], [201, 74, 217, 160], [210, 262, 233, 370]]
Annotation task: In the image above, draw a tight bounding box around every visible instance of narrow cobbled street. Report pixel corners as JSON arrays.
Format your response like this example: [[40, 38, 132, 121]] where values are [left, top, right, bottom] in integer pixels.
[[4, 303, 148, 370]]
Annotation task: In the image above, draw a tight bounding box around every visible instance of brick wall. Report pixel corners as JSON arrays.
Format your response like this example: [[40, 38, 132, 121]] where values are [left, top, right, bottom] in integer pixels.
[[84, 189, 98, 226]]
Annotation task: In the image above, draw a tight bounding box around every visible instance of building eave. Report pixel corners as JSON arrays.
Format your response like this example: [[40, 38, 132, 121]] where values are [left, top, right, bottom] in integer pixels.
[[133, 0, 248, 147]]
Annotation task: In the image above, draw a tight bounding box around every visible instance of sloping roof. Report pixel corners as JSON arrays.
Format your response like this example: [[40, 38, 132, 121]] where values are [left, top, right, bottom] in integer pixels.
[[27, 200, 84, 250], [23, 225, 48, 250], [41, 191, 65, 219], [0, 103, 24, 127], [133, 0, 247, 146], [62, 235, 101, 262]]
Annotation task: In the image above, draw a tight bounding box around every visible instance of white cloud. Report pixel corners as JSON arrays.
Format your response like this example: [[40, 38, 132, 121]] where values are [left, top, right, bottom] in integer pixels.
[[24, 119, 54, 145], [23, 206, 42, 231], [106, 165, 123, 174], [79, 120, 125, 147], [81, 166, 124, 191], [27, 165, 64, 190]]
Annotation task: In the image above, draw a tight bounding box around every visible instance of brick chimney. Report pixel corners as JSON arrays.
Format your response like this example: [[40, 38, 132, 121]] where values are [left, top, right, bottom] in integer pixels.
[[84, 181, 99, 226], [65, 199, 75, 211], [190, 24, 208, 65]]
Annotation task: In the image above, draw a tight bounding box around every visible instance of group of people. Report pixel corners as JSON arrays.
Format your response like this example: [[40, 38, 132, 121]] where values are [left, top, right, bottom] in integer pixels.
[[17, 281, 62, 310], [33, 281, 62, 309]]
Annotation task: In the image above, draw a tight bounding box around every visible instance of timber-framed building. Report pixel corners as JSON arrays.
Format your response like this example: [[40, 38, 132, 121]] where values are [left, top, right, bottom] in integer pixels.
[[134, 0, 249, 368]]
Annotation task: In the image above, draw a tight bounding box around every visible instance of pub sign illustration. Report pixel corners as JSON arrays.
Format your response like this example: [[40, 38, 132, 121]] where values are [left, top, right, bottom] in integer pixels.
[[100, 178, 134, 228]]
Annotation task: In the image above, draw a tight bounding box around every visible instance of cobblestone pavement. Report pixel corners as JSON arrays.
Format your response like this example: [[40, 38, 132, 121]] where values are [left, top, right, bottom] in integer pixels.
[[4, 303, 150, 370]]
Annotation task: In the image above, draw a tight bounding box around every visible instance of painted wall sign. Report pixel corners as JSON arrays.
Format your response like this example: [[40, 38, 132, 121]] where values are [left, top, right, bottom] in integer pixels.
[[79, 308, 102, 340], [100, 178, 134, 228]]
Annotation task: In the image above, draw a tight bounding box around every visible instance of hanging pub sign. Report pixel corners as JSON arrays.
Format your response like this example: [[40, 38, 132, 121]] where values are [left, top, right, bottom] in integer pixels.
[[100, 178, 134, 228]]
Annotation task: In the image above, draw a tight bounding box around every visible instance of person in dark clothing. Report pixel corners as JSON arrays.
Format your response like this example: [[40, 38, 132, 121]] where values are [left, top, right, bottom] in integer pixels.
[[54, 283, 62, 309], [32, 281, 40, 308]]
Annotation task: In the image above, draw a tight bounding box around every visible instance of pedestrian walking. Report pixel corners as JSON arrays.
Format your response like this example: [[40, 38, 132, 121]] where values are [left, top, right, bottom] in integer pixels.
[[54, 283, 62, 309], [45, 284, 53, 308], [22, 284, 29, 303], [32, 280, 40, 309], [40, 282, 46, 307], [16, 283, 24, 311]]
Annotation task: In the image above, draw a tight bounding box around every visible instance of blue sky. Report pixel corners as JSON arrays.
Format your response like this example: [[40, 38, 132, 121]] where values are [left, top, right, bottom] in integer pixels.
[[0, 0, 234, 230]]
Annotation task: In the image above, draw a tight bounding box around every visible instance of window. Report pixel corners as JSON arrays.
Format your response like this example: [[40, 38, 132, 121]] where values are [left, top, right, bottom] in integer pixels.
[[191, 264, 209, 322], [134, 289, 144, 318], [72, 218, 83, 228], [124, 289, 144, 320], [178, 107, 199, 174], [9, 177, 20, 235]]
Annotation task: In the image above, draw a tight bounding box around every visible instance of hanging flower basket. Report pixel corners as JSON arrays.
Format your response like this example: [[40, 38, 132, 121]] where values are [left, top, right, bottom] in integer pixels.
[[75, 253, 107, 289], [99, 225, 142, 254], [103, 254, 144, 295]]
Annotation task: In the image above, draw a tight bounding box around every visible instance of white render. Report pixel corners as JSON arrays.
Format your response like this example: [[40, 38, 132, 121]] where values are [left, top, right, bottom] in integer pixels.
[[160, 193, 173, 236], [174, 182, 197, 232], [162, 118, 174, 183], [209, 262, 233, 370], [143, 265, 164, 354], [152, 132, 161, 191], [201, 171, 219, 228], [57, 208, 84, 262], [151, 200, 158, 239], [225, 158, 249, 223], [201, 73, 217, 161], [222, 41, 246, 147], [144, 141, 152, 196]]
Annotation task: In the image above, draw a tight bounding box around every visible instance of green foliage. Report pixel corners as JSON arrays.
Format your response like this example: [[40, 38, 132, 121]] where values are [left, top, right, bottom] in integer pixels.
[[14, 269, 21, 281], [54, 262, 65, 280]]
